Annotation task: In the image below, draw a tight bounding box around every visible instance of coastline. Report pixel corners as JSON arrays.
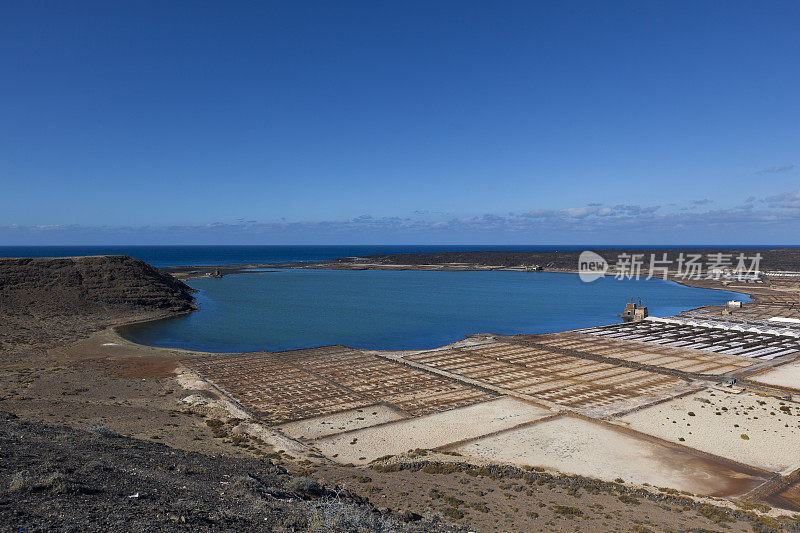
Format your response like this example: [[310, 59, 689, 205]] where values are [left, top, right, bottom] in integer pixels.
[[4, 252, 800, 531], [159, 247, 800, 280], [120, 269, 750, 353]]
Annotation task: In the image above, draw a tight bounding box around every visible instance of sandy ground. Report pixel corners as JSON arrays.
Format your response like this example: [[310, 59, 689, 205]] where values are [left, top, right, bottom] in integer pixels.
[[314, 397, 552, 464], [748, 361, 800, 389], [8, 254, 800, 530], [453, 415, 767, 497], [620, 389, 800, 473], [313, 462, 767, 533], [2, 333, 788, 533], [3, 339, 776, 533], [278, 404, 408, 440]]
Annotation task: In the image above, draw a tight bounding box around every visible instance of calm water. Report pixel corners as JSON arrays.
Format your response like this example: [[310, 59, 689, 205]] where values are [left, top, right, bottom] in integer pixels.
[[123, 269, 750, 352], [0, 245, 588, 267], [0, 244, 778, 268]]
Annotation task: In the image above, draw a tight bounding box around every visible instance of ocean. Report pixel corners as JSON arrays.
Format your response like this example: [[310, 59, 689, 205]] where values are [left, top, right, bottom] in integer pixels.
[[121, 269, 750, 353], [2, 245, 752, 352], [0, 244, 778, 268]]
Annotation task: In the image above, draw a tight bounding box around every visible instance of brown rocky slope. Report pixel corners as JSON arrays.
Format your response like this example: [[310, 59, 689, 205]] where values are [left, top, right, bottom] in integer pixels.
[[0, 255, 195, 349]]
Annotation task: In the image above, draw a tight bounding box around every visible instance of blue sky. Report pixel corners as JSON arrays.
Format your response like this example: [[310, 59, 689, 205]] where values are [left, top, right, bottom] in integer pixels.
[[1, 1, 798, 245]]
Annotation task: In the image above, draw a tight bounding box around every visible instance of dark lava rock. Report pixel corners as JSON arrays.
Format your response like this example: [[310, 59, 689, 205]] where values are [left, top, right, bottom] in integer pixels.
[[0, 412, 462, 532]]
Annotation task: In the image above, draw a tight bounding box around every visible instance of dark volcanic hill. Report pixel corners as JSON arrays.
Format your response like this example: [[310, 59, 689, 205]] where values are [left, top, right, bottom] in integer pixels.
[[0, 256, 195, 349]]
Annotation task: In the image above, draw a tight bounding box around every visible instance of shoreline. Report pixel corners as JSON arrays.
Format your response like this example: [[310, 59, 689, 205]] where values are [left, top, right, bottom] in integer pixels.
[[4, 252, 800, 530], [159, 246, 800, 280], [116, 268, 758, 356]]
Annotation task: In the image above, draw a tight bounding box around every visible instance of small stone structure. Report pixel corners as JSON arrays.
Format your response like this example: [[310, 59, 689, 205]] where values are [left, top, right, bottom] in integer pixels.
[[621, 299, 648, 322]]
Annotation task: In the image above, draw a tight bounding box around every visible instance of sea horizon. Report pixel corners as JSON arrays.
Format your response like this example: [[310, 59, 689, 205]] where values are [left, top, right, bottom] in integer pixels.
[[0, 244, 794, 268]]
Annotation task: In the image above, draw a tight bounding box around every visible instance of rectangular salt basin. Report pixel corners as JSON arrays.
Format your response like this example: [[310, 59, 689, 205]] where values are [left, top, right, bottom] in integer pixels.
[[750, 362, 800, 388], [762, 348, 799, 360], [453, 415, 767, 497], [278, 404, 408, 440], [620, 390, 800, 472], [313, 397, 552, 464]]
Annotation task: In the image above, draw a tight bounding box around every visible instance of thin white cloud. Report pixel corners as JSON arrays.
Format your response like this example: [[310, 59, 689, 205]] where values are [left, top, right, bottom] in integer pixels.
[[4, 190, 799, 242], [765, 189, 800, 209], [757, 165, 795, 174]]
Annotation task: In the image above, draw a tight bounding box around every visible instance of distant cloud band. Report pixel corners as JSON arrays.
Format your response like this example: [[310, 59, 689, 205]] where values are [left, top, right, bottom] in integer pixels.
[[2, 189, 799, 244]]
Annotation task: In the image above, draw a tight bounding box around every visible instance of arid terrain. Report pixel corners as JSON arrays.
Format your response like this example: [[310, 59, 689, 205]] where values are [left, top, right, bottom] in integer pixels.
[[162, 247, 800, 280], [3, 252, 800, 532]]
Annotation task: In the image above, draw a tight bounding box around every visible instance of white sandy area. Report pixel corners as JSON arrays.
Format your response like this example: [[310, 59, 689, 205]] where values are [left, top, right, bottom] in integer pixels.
[[175, 367, 251, 420], [454, 416, 764, 496], [620, 390, 800, 472], [278, 404, 407, 440], [314, 397, 551, 464], [749, 362, 800, 390]]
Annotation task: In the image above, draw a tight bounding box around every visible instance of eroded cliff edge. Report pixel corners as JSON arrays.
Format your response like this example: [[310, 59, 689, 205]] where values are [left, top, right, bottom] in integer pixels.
[[0, 255, 195, 349]]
